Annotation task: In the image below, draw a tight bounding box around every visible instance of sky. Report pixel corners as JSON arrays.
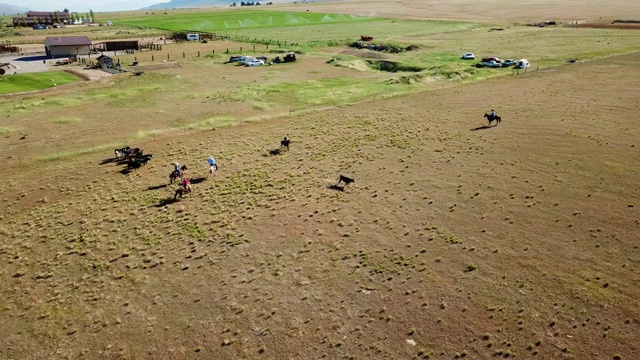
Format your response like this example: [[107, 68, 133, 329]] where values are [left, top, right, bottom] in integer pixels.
[[2, 0, 162, 12]]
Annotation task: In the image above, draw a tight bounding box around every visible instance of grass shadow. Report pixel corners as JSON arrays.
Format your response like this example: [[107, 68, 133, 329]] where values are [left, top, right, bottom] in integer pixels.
[[471, 125, 494, 131], [155, 197, 179, 207], [147, 184, 169, 191], [190, 177, 207, 185], [100, 158, 117, 165]]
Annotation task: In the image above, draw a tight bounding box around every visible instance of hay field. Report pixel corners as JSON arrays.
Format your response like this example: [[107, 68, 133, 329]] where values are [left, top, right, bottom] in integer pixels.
[[274, 0, 640, 22], [1, 2, 640, 359]]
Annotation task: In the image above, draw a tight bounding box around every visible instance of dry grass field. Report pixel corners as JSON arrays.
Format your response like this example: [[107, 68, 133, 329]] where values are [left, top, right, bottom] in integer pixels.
[[1, 1, 639, 359], [276, 0, 640, 22]]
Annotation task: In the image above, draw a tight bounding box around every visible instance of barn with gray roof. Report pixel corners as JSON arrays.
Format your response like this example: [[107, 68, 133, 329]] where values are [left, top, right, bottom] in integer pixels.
[[44, 36, 92, 57]]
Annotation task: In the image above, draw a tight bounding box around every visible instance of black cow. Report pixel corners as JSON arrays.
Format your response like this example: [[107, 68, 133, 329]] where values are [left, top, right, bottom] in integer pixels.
[[336, 175, 355, 187]]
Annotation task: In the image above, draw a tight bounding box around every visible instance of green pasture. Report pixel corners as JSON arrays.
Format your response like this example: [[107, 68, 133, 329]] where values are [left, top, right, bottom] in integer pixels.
[[0, 72, 81, 95], [116, 10, 483, 45], [116, 10, 376, 32]]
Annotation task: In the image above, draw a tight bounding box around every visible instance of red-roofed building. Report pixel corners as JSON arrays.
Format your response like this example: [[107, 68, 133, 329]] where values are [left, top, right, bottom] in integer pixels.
[[44, 36, 92, 57], [12, 11, 70, 27]]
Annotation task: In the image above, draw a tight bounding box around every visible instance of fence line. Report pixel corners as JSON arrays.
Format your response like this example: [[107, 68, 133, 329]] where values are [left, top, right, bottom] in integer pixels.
[[77, 43, 298, 68]]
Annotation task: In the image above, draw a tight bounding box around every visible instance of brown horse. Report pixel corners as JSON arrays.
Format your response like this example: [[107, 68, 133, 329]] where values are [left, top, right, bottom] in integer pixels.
[[174, 186, 192, 199], [169, 165, 188, 184]]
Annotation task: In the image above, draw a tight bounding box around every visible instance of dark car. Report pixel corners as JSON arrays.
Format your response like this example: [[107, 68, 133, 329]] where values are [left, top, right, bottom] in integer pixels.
[[501, 59, 517, 67]]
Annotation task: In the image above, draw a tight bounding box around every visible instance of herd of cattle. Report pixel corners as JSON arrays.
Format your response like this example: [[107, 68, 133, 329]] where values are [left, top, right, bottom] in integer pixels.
[[114, 146, 154, 169]]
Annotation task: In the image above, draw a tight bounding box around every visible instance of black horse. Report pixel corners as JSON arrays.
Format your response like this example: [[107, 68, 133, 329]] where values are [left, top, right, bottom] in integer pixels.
[[484, 113, 501, 126], [280, 136, 291, 151]]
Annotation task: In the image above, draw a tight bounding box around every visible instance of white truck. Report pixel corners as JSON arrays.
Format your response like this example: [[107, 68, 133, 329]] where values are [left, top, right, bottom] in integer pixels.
[[186, 33, 200, 41]]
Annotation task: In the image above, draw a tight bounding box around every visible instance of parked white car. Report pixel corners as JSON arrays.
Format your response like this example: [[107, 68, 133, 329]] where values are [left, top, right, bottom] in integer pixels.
[[245, 59, 265, 67], [462, 52, 475, 60]]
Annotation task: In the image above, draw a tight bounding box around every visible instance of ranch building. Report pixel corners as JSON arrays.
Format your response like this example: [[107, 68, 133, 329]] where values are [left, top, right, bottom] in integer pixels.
[[12, 11, 70, 27], [44, 36, 92, 57], [93, 40, 140, 53]]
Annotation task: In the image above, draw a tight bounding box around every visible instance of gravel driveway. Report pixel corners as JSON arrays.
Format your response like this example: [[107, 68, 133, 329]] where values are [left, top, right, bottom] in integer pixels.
[[0, 54, 53, 74]]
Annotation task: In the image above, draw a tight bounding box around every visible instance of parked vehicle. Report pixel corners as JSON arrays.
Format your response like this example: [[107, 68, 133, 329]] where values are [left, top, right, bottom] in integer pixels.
[[245, 59, 265, 67], [461, 52, 475, 60], [481, 57, 503, 63], [476, 60, 502, 68], [501, 59, 517, 67], [514, 59, 530, 69]]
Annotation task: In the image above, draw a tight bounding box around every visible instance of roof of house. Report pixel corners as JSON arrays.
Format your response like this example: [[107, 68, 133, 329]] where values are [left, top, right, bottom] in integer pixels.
[[45, 36, 92, 46], [96, 55, 113, 61], [27, 11, 69, 17]]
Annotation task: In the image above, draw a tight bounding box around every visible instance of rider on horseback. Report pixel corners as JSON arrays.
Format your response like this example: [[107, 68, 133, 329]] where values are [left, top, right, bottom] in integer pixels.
[[208, 156, 217, 171], [490, 109, 497, 118], [174, 162, 181, 178], [181, 177, 191, 192]]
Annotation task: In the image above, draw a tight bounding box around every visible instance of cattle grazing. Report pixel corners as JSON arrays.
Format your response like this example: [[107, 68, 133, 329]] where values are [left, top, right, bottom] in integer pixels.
[[336, 175, 355, 187], [115, 146, 131, 160], [127, 160, 142, 170], [134, 154, 153, 166]]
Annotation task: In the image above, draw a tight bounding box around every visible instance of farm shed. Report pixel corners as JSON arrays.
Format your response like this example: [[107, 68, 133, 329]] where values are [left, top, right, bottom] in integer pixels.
[[96, 55, 114, 69], [44, 36, 92, 57], [94, 40, 139, 52]]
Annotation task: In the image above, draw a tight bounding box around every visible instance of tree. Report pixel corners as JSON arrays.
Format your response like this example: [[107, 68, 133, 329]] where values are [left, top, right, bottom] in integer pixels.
[[89, 9, 95, 22], [54, 11, 60, 24], [63, 8, 69, 13]]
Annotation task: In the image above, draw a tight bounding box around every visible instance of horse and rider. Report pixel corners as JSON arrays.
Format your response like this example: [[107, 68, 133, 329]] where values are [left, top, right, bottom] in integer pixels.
[[208, 156, 218, 177], [170, 162, 189, 183], [484, 109, 501, 126]]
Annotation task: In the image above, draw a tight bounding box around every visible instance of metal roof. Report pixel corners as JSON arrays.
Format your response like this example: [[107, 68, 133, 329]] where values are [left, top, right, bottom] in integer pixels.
[[45, 36, 92, 46]]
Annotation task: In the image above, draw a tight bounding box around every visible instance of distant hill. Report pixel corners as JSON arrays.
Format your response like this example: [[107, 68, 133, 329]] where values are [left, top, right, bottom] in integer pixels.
[[142, 0, 234, 10], [0, 3, 28, 15]]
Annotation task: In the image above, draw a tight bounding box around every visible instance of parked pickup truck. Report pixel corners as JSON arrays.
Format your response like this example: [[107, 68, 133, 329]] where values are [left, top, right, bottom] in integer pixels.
[[55, 59, 73, 65]]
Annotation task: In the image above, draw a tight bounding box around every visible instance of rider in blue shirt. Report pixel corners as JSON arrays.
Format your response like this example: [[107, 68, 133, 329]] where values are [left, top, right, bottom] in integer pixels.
[[207, 156, 217, 170], [174, 162, 181, 177], [490, 109, 496, 117]]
